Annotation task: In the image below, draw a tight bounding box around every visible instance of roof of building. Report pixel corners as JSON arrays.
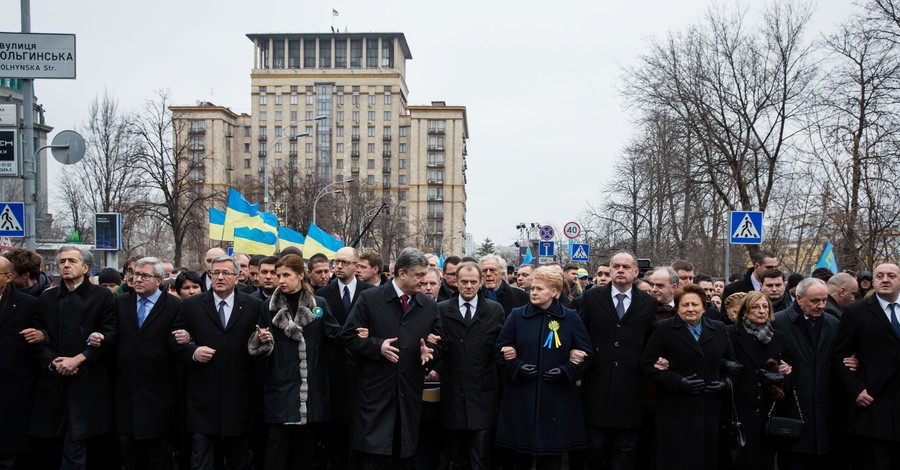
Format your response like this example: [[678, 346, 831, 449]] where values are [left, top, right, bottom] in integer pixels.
[[246, 32, 413, 60]]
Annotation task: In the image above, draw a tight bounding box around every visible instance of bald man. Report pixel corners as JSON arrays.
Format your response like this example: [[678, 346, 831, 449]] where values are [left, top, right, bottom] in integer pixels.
[[825, 272, 858, 319], [199, 247, 227, 290]]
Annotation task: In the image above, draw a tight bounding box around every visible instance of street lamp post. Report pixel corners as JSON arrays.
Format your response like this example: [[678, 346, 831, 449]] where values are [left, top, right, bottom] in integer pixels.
[[261, 115, 327, 212], [313, 179, 355, 225]]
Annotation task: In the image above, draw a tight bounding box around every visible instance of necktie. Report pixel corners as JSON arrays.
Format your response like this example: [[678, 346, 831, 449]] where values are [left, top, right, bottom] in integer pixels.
[[342, 286, 352, 312], [890, 303, 900, 338], [463, 302, 472, 322], [218, 300, 227, 328], [400, 294, 409, 313], [137, 297, 149, 327], [615, 293, 626, 319], [806, 316, 819, 343]]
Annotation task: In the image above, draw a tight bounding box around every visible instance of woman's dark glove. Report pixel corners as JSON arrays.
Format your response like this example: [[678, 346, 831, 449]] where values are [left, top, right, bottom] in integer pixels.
[[758, 369, 784, 387], [519, 363, 538, 380], [542, 367, 564, 383], [679, 374, 705, 394], [703, 380, 728, 397], [722, 360, 744, 378]]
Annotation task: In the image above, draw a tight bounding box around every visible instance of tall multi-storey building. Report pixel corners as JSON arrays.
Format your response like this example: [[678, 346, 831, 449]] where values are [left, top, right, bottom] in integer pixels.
[[173, 32, 468, 259]]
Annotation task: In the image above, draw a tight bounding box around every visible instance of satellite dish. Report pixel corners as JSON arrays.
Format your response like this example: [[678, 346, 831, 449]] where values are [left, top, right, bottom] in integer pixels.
[[51, 130, 86, 165]]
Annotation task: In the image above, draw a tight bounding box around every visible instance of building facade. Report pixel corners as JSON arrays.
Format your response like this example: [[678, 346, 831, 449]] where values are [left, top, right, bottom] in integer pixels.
[[172, 32, 468, 259]]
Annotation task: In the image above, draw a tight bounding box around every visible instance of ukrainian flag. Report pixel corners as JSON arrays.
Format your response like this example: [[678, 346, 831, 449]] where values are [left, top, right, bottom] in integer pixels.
[[304, 222, 344, 260], [223, 189, 278, 241], [233, 227, 277, 255], [278, 226, 306, 252], [209, 208, 226, 241], [333, 8, 339, 16], [815, 241, 839, 274]]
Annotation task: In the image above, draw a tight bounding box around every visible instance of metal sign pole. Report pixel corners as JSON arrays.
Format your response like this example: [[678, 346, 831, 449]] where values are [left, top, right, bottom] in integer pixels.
[[21, 0, 36, 250]]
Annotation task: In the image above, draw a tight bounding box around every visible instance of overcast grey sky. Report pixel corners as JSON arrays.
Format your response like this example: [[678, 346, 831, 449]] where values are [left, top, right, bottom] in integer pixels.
[[3, 0, 855, 248]]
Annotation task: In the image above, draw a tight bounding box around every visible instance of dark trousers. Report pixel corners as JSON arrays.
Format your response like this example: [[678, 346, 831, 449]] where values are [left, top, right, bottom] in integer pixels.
[[864, 438, 900, 470], [510, 453, 561, 470], [192, 434, 250, 470], [265, 424, 317, 470], [323, 422, 351, 470], [355, 407, 409, 470], [587, 427, 637, 470], [446, 429, 491, 470], [60, 433, 87, 470], [776, 451, 828, 470], [118, 436, 173, 470]]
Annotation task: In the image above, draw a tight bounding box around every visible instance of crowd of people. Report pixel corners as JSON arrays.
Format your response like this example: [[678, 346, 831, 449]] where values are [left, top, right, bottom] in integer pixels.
[[1, 245, 898, 470]]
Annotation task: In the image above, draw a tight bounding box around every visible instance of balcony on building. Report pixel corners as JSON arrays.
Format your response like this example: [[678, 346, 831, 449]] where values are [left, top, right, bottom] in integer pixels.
[[427, 161, 444, 168], [259, 134, 268, 142]]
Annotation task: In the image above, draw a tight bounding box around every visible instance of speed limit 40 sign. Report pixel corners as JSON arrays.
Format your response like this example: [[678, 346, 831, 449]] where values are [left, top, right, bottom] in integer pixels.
[[563, 221, 581, 239]]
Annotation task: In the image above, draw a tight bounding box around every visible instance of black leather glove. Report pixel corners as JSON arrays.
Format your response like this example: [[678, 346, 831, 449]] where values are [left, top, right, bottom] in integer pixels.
[[722, 360, 744, 378], [758, 369, 784, 387], [678, 374, 705, 394], [542, 367, 564, 383], [519, 363, 538, 380], [703, 380, 728, 397]]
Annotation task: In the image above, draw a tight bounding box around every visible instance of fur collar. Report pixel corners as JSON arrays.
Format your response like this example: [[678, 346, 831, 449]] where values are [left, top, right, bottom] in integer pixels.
[[269, 288, 317, 341]]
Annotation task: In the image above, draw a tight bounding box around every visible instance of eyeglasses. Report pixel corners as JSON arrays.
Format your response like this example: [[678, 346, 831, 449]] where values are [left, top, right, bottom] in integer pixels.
[[133, 273, 159, 281], [333, 259, 356, 266], [210, 270, 237, 278]]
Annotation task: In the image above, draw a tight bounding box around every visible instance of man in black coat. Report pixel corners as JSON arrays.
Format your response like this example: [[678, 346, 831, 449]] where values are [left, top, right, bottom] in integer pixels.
[[434, 261, 505, 469], [176, 255, 263, 470], [825, 272, 858, 320], [833, 263, 900, 470], [760, 268, 792, 312], [317, 247, 373, 469], [437, 256, 461, 302], [0, 255, 38, 468], [478, 254, 528, 316], [578, 252, 657, 470], [722, 250, 779, 301], [772, 278, 839, 469], [341, 248, 443, 469], [29, 246, 117, 470], [114, 257, 186, 470]]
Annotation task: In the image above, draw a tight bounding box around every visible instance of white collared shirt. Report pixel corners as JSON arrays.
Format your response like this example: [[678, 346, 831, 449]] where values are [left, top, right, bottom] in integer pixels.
[[339, 276, 358, 301], [876, 295, 900, 325], [611, 285, 633, 312], [213, 290, 236, 325], [459, 295, 478, 319], [751, 274, 762, 292]]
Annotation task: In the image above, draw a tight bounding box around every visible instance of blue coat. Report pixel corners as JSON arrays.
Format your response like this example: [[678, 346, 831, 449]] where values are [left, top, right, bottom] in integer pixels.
[[494, 300, 593, 455]]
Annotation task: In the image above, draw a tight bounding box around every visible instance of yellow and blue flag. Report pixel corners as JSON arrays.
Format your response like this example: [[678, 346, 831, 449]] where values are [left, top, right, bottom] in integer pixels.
[[223, 189, 278, 241], [333, 8, 339, 16], [209, 208, 226, 241], [278, 226, 306, 252], [304, 222, 344, 260], [233, 227, 277, 255], [261, 211, 280, 234], [815, 241, 839, 274]]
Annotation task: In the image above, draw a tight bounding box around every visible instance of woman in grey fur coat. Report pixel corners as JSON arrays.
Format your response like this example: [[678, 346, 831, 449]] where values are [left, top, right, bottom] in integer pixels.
[[248, 254, 341, 470]]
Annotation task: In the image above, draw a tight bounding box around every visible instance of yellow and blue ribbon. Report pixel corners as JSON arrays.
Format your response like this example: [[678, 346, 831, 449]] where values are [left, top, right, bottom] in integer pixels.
[[543, 320, 561, 349]]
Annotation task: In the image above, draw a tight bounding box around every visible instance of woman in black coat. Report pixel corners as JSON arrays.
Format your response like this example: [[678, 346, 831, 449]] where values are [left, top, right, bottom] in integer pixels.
[[726, 291, 792, 470], [248, 254, 340, 470], [494, 267, 593, 470], [641, 284, 735, 470]]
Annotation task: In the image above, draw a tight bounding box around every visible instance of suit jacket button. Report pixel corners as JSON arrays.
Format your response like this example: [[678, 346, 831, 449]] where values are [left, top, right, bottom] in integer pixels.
[[614, 342, 620, 347], [617, 324, 622, 328], [613, 361, 618, 367]]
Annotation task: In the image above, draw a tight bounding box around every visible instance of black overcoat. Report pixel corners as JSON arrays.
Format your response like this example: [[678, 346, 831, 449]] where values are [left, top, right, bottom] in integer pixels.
[[113, 290, 183, 439], [434, 294, 505, 430], [578, 285, 657, 429], [250, 289, 340, 424], [726, 323, 788, 470], [833, 295, 900, 441], [29, 280, 117, 440], [772, 305, 839, 455], [480, 280, 529, 316], [640, 315, 734, 470], [317, 280, 373, 424], [341, 282, 443, 458], [494, 301, 593, 455], [176, 289, 262, 436], [0, 286, 37, 453]]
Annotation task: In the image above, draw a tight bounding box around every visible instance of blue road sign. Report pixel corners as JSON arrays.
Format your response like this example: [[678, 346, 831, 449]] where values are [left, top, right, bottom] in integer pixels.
[[0, 202, 25, 237], [539, 241, 555, 257], [730, 211, 764, 245], [570, 243, 590, 262], [539, 225, 555, 241]]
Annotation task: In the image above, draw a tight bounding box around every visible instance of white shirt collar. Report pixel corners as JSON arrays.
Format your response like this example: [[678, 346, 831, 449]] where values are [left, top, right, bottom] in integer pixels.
[[391, 280, 408, 299], [213, 290, 235, 307], [611, 285, 633, 299], [339, 275, 357, 295], [459, 295, 478, 311]]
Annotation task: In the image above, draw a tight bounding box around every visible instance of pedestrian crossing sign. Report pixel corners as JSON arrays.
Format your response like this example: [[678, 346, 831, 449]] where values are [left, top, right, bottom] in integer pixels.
[[730, 211, 763, 245], [0, 202, 25, 237]]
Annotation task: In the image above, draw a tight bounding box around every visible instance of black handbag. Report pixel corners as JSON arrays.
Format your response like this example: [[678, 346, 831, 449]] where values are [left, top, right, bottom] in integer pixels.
[[719, 378, 746, 467], [765, 389, 803, 439]]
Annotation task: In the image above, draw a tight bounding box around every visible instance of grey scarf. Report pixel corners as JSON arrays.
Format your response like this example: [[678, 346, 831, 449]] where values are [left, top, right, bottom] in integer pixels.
[[742, 317, 774, 344]]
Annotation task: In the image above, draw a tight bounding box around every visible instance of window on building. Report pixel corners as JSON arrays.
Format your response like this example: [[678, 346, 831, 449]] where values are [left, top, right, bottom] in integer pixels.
[[337, 111, 344, 121], [275, 95, 282, 105], [367, 143, 375, 153], [428, 202, 444, 216], [337, 95, 345, 107], [352, 111, 360, 123], [274, 142, 282, 153], [290, 85, 298, 92], [350, 39, 362, 68], [244, 143, 251, 153], [304, 38, 316, 68], [306, 159, 313, 168], [428, 136, 444, 149], [399, 175, 407, 185], [367, 175, 375, 185], [335, 39, 346, 68], [290, 111, 298, 120], [259, 111, 267, 121], [306, 143, 313, 153], [336, 159, 344, 169], [384, 86, 392, 93], [275, 111, 282, 121], [259, 127, 267, 137], [366, 38, 378, 68], [368, 127, 375, 137], [259, 95, 267, 105], [244, 159, 251, 168], [275, 159, 282, 168], [381, 38, 393, 67], [244, 126, 251, 137], [337, 85, 344, 92], [399, 127, 408, 137], [336, 127, 344, 137], [336, 143, 344, 153], [368, 111, 375, 122], [352, 127, 360, 138], [428, 153, 444, 166], [306, 86, 314, 92], [319, 39, 331, 67], [399, 143, 407, 153], [368, 95, 376, 107], [259, 86, 267, 92], [290, 143, 297, 154], [384, 95, 392, 105], [306, 95, 314, 105], [290, 95, 298, 105], [367, 159, 375, 169], [352, 95, 360, 106], [382, 175, 390, 186], [428, 120, 446, 132], [306, 111, 314, 120], [383, 111, 391, 121], [352, 85, 360, 92], [398, 206, 407, 216], [289, 41, 300, 68]]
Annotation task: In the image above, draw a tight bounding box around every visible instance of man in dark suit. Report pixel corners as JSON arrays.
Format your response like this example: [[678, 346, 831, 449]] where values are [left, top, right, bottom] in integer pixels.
[[437, 256, 462, 302], [176, 255, 263, 470], [722, 250, 779, 301], [341, 248, 443, 469], [825, 272, 858, 319], [578, 252, 657, 470], [478, 254, 528, 316], [0, 255, 38, 468], [318, 247, 373, 469], [254, 256, 279, 302], [113, 257, 186, 470], [435, 261, 505, 469], [834, 263, 900, 470]]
